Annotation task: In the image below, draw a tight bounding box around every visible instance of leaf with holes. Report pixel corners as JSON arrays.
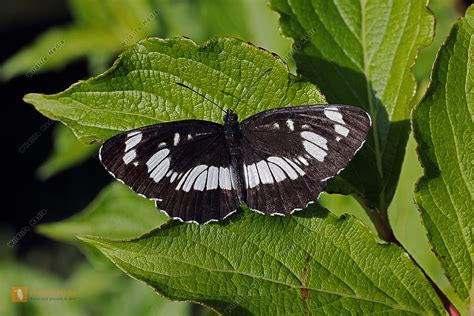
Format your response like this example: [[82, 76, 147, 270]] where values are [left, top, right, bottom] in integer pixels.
[[269, 0, 434, 218], [413, 7, 474, 312], [79, 208, 445, 315]]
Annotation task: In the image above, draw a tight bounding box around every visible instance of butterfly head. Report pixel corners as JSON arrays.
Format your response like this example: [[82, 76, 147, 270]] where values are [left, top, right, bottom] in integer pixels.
[[224, 109, 238, 125]]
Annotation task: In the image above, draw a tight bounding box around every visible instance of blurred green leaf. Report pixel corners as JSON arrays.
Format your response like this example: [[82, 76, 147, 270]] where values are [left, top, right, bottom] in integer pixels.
[[0, 260, 83, 316], [412, 6, 474, 313], [269, 0, 435, 237], [413, 0, 459, 82], [23, 37, 325, 144], [79, 208, 445, 315], [66, 263, 191, 316], [0, 258, 191, 316], [37, 182, 168, 242], [194, 0, 290, 59], [0, 0, 158, 80], [37, 124, 98, 179]]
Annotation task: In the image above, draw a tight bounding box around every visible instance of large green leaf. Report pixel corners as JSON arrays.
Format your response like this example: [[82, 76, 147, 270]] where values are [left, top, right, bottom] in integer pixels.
[[23, 37, 325, 144], [37, 182, 168, 242], [79, 208, 445, 315], [412, 6, 474, 312], [269, 0, 434, 221]]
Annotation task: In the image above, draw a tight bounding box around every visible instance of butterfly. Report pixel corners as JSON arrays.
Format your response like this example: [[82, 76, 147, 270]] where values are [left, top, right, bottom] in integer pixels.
[[99, 72, 371, 224]]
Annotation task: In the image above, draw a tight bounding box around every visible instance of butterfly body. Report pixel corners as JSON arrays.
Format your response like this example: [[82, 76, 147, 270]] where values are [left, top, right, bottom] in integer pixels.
[[100, 105, 371, 224], [223, 109, 246, 204]]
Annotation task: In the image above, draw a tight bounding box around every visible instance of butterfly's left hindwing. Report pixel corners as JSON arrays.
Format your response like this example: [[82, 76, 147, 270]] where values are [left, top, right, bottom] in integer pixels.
[[99, 121, 240, 224], [240, 105, 371, 215]]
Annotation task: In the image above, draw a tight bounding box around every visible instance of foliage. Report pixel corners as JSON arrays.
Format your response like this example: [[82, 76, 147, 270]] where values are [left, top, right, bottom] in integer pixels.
[[412, 6, 474, 310], [0, 258, 190, 316], [79, 207, 445, 315], [7, 0, 472, 315], [270, 0, 434, 239]]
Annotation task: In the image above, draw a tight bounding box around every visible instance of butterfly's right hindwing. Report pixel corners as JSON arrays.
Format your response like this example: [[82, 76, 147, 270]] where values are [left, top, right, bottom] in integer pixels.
[[99, 121, 240, 224]]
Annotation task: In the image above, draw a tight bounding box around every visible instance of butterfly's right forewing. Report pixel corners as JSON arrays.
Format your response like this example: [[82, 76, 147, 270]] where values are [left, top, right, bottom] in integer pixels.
[[99, 121, 240, 224]]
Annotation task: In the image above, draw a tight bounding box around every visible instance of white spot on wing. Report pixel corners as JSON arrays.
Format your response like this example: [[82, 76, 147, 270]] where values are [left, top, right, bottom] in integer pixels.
[[298, 156, 309, 166], [267, 162, 286, 182], [150, 158, 170, 183], [246, 163, 260, 188], [174, 133, 180, 146], [303, 141, 326, 161], [123, 150, 136, 164], [125, 133, 142, 152], [158, 142, 167, 149], [207, 166, 219, 190], [193, 170, 208, 191], [219, 167, 232, 190], [301, 131, 328, 150], [256, 161, 273, 184], [335, 124, 349, 136], [243, 163, 249, 189], [146, 149, 170, 172], [273, 123, 280, 129], [187, 134, 192, 140], [170, 172, 178, 183], [324, 109, 345, 124], [182, 165, 208, 192], [283, 157, 305, 176], [267, 156, 298, 179], [176, 169, 192, 190], [286, 119, 295, 131]]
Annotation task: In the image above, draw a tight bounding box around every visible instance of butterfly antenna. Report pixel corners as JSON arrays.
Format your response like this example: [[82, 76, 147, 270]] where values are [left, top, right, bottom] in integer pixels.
[[176, 82, 226, 113], [232, 67, 272, 111]]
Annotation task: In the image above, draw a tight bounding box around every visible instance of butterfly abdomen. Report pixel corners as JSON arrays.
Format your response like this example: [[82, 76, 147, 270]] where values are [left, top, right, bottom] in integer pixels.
[[223, 110, 246, 204]]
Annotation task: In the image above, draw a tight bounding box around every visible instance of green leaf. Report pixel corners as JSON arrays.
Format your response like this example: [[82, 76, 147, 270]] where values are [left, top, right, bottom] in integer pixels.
[[37, 182, 169, 242], [23, 37, 325, 144], [79, 208, 445, 315], [269, 0, 434, 215], [412, 7, 474, 312], [0, 0, 158, 80], [37, 124, 98, 179]]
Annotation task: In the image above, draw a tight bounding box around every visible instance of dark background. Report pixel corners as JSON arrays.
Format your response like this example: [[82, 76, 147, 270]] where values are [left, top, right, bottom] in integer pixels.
[[1, 0, 110, 274]]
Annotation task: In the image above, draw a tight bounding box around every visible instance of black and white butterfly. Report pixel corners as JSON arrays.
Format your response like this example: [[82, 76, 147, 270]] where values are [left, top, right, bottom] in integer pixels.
[[100, 94, 371, 224]]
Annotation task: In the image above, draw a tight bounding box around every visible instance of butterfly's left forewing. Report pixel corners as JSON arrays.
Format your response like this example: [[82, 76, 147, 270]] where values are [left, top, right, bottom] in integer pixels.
[[99, 121, 240, 223], [240, 105, 371, 215]]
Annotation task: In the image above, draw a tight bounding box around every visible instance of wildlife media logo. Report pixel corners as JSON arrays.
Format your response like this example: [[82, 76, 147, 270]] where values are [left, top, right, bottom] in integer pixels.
[[12, 287, 28, 302]]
